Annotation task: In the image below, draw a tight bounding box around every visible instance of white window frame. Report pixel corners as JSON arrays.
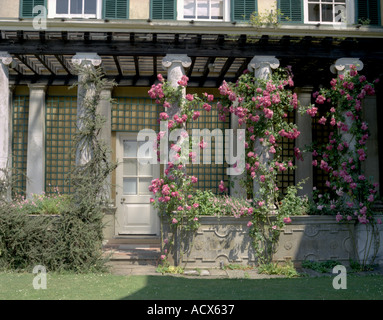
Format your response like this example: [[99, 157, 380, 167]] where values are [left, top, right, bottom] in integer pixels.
[[177, 0, 230, 22], [303, 0, 355, 25], [47, 0, 102, 19]]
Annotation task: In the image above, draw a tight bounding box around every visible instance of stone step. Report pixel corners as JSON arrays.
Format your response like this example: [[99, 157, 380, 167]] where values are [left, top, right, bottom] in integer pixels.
[[104, 236, 161, 246], [103, 236, 162, 267], [103, 244, 161, 267]]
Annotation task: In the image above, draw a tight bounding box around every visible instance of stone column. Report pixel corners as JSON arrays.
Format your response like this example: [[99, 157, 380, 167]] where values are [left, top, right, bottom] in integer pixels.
[[0, 52, 13, 183], [295, 87, 313, 197], [97, 84, 113, 149], [71, 53, 102, 166], [97, 84, 113, 199], [248, 56, 280, 199], [162, 54, 192, 120], [331, 58, 364, 151], [363, 96, 380, 192], [26, 84, 47, 197], [162, 54, 192, 166]]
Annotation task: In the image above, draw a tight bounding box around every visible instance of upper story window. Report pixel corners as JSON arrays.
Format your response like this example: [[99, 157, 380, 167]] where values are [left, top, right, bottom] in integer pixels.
[[150, 0, 256, 22], [47, 0, 102, 18], [304, 0, 349, 24], [279, 0, 380, 26], [183, 0, 224, 20]]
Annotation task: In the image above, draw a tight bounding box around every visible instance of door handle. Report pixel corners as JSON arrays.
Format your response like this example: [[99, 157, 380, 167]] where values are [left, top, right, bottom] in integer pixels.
[[120, 198, 126, 204]]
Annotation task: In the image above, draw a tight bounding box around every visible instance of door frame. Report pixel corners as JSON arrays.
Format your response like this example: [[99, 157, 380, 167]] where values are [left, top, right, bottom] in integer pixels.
[[115, 132, 160, 236]]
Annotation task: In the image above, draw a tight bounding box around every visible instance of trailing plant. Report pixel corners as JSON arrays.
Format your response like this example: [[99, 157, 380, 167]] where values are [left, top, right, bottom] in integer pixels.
[[149, 67, 307, 267], [64, 63, 118, 271], [216, 66, 303, 264], [301, 64, 380, 268], [148, 74, 225, 266]]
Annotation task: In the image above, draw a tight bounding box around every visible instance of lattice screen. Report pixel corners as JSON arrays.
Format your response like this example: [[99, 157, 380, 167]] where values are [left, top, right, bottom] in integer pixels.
[[186, 102, 230, 194], [277, 110, 296, 195], [45, 96, 77, 194], [312, 104, 331, 194], [12, 95, 29, 196], [112, 97, 160, 132]]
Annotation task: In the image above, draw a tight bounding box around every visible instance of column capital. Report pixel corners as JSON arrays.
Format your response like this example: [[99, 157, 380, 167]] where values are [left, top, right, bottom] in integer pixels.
[[248, 56, 280, 73], [330, 57, 364, 74], [295, 86, 314, 95], [162, 54, 192, 69], [101, 83, 115, 91], [28, 83, 47, 92], [72, 52, 102, 67], [0, 52, 12, 66]]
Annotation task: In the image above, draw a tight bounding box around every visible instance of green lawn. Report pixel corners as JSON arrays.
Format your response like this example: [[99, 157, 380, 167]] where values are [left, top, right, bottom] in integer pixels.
[[1, 272, 383, 300]]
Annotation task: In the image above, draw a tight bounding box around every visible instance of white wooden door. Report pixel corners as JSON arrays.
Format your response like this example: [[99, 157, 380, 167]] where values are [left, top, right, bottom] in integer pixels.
[[115, 133, 160, 235]]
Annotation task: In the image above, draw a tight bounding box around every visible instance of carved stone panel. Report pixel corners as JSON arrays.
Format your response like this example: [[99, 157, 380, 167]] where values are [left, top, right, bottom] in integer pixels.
[[163, 215, 359, 268]]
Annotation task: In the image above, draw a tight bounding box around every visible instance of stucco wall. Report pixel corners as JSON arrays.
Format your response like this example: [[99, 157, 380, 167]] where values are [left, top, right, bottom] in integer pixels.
[[130, 0, 150, 20], [0, 2, 19, 18], [258, 0, 277, 15]]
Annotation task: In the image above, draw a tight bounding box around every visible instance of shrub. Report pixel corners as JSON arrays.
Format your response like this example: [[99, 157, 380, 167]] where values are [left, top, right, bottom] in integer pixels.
[[0, 65, 115, 272]]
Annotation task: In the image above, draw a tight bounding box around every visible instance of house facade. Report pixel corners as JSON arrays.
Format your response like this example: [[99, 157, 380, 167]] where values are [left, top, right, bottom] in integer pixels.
[[0, 0, 382, 238]]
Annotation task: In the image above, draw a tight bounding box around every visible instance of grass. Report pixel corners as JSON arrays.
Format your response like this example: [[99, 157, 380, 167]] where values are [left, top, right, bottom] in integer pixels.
[[1, 272, 383, 300]]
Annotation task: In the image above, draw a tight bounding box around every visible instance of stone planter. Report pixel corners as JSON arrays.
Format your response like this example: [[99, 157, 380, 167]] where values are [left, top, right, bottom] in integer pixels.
[[162, 215, 359, 268]]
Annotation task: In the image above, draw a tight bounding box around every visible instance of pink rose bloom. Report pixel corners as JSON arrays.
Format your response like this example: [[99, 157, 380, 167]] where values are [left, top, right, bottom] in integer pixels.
[[157, 74, 164, 82], [283, 217, 292, 224], [192, 111, 200, 120], [306, 106, 318, 117], [315, 95, 326, 104], [318, 116, 327, 125], [203, 103, 212, 112]]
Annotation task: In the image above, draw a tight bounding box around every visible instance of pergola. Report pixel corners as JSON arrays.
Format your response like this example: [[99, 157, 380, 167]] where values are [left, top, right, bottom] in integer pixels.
[[1, 23, 383, 88]]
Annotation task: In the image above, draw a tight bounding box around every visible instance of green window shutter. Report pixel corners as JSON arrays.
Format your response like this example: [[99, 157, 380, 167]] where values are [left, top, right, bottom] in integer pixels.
[[278, 0, 303, 23], [103, 0, 129, 19], [231, 0, 258, 21], [356, 0, 380, 25], [20, 0, 46, 18], [150, 0, 176, 20]]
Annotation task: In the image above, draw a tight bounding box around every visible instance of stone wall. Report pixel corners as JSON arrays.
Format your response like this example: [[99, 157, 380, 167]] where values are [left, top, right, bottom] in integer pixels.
[[162, 215, 373, 268]]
